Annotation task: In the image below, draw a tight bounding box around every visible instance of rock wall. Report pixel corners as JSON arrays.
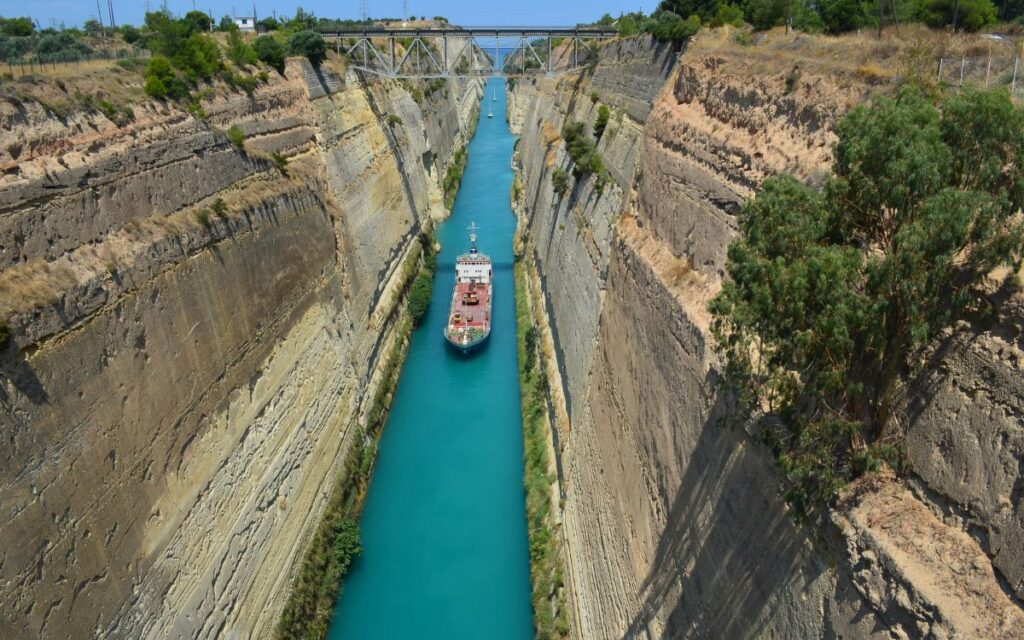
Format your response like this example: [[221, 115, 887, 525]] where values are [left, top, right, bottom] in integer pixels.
[[511, 31, 1023, 639], [0, 58, 482, 638]]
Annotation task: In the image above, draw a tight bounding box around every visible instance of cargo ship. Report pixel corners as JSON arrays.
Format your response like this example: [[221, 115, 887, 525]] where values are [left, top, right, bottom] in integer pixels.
[[444, 223, 492, 353]]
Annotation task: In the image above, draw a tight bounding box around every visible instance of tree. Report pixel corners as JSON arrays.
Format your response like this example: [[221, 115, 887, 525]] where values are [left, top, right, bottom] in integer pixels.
[[288, 30, 326, 66], [143, 55, 180, 98], [120, 24, 141, 44], [923, 0, 997, 30], [256, 16, 279, 31], [711, 88, 1024, 517], [744, 0, 793, 29], [819, 0, 871, 33], [0, 17, 35, 37], [618, 12, 643, 36], [711, 3, 746, 26], [226, 29, 258, 66], [83, 19, 104, 36], [183, 10, 212, 34], [217, 15, 236, 32], [254, 35, 285, 72], [642, 10, 702, 45]]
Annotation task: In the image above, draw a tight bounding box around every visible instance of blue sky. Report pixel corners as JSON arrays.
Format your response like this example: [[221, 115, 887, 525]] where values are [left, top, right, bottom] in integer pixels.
[[4, 0, 655, 30]]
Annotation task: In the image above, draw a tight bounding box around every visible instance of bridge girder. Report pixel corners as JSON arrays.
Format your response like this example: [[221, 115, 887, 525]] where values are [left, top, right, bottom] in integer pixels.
[[318, 28, 611, 78]]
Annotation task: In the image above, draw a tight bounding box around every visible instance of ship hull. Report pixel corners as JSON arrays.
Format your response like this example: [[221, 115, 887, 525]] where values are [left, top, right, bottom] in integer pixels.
[[444, 329, 491, 354]]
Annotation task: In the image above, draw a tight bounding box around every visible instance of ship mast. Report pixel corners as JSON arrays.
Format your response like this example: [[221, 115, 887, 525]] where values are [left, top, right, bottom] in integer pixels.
[[468, 222, 478, 254]]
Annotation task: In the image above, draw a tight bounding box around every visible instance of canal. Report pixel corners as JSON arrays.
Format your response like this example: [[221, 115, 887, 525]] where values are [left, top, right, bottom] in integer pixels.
[[326, 77, 534, 639]]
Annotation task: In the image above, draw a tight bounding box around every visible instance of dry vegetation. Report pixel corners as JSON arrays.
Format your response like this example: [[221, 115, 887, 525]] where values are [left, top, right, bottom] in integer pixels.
[[693, 24, 1022, 94]]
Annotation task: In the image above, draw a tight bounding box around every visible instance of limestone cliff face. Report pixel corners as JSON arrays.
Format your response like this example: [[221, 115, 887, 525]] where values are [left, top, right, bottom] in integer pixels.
[[0, 59, 481, 638], [511, 32, 1023, 639]]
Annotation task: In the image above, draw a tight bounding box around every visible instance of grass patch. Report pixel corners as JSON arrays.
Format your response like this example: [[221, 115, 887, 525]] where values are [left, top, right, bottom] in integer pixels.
[[514, 258, 570, 639]]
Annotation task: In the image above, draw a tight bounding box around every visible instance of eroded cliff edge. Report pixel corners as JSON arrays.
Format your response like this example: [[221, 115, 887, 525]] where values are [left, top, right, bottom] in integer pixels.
[[0, 58, 481, 638], [511, 31, 1023, 639]]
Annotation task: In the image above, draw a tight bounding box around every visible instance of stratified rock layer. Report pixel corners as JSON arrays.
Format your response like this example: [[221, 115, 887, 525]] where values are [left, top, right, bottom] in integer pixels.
[[511, 32, 1023, 639], [0, 59, 482, 638]]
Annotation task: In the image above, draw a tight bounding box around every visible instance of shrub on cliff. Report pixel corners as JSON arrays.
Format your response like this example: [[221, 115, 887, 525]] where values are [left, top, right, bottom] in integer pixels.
[[226, 29, 259, 67], [642, 10, 701, 45], [253, 35, 285, 73], [551, 168, 570, 195], [561, 121, 605, 178], [594, 105, 611, 141], [143, 55, 188, 99], [710, 88, 1024, 519], [288, 30, 327, 66], [408, 271, 434, 325]]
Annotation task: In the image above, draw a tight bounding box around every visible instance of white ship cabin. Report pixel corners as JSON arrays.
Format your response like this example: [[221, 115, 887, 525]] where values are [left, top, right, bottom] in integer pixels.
[[456, 255, 492, 284]]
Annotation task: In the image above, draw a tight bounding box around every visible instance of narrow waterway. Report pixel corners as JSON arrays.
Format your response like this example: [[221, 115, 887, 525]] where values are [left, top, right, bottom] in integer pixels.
[[326, 77, 534, 639]]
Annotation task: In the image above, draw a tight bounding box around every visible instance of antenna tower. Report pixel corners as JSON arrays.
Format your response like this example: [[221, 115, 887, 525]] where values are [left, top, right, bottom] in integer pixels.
[[403, 0, 409, 20], [359, 0, 368, 21]]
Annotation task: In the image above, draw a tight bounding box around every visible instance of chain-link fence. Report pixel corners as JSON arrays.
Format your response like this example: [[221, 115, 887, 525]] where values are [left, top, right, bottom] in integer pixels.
[[937, 55, 1022, 98], [3, 48, 149, 77]]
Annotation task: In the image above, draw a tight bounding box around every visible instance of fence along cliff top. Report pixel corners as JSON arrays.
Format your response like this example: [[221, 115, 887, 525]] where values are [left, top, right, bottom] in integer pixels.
[[317, 26, 618, 78]]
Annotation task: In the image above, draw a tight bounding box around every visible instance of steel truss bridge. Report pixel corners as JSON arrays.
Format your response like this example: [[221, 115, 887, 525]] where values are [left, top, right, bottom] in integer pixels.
[[316, 27, 618, 78]]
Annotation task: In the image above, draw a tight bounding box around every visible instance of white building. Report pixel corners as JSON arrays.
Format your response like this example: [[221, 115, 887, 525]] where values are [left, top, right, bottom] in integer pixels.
[[234, 16, 256, 31]]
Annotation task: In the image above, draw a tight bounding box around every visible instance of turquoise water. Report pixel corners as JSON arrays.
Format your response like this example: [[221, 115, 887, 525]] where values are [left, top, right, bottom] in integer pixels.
[[326, 77, 534, 639]]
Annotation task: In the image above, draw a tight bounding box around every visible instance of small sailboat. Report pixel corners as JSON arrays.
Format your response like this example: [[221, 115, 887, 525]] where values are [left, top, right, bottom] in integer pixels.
[[491, 89, 496, 101], [487, 103, 493, 118]]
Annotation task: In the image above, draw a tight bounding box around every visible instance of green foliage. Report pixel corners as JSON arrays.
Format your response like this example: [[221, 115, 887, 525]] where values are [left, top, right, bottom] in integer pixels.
[[643, 10, 702, 45], [514, 260, 570, 640], [254, 35, 285, 72], [561, 120, 605, 178], [711, 3, 747, 26], [618, 12, 644, 35], [211, 198, 228, 217], [743, 0, 793, 29], [257, 17, 280, 31], [593, 105, 611, 141], [408, 271, 434, 325], [792, 3, 827, 31], [183, 10, 213, 34], [819, 0, 873, 33], [0, 321, 10, 349], [143, 55, 188, 99], [443, 145, 469, 209], [0, 16, 34, 37], [194, 209, 211, 228], [552, 167, 570, 195], [288, 30, 327, 66], [226, 124, 245, 148], [270, 153, 289, 175], [217, 15, 235, 32], [120, 24, 142, 44], [923, 0, 997, 30], [226, 29, 259, 67], [710, 88, 1024, 518], [386, 113, 403, 126], [590, 90, 600, 104]]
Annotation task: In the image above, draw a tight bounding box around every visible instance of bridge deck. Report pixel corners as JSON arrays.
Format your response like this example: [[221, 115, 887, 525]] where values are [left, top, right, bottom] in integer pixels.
[[318, 27, 618, 38]]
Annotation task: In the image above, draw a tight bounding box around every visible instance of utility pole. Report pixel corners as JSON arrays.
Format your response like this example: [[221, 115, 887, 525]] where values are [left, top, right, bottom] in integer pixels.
[[107, 0, 116, 28]]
